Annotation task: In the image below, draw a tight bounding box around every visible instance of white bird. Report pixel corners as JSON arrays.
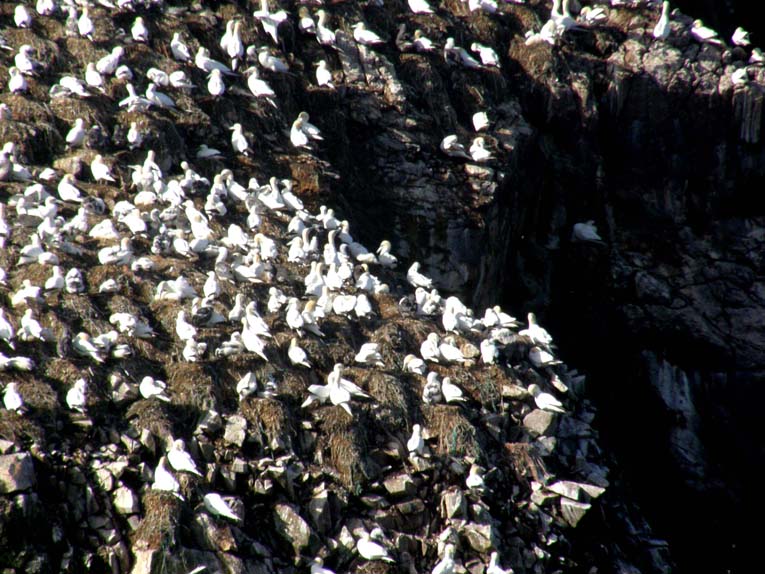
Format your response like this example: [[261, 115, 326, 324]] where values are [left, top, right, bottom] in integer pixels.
[[653, 1, 671, 41], [472, 111, 490, 132], [408, 0, 434, 14], [167, 438, 203, 477], [528, 346, 560, 367], [131, 16, 149, 43], [127, 122, 143, 150], [732, 26, 751, 47], [487, 551, 512, 574], [444, 38, 483, 69], [146, 83, 175, 108], [356, 531, 394, 562], [354, 342, 384, 367], [353, 22, 385, 46], [440, 135, 471, 159], [432, 544, 457, 574], [253, 0, 289, 45], [471, 42, 500, 68], [78, 7, 94, 39], [58, 174, 83, 202], [0, 310, 15, 349], [8, 67, 28, 93], [236, 372, 258, 400], [3, 383, 23, 413], [15, 45, 40, 75], [244, 67, 276, 104], [309, 558, 336, 574], [528, 383, 565, 413], [140, 376, 171, 401], [195, 47, 233, 75], [572, 220, 603, 242], [465, 463, 485, 490], [403, 29, 431, 53], [480, 338, 498, 364], [420, 333, 441, 363], [84, 62, 103, 90], [229, 123, 249, 155], [66, 378, 88, 413], [407, 261, 433, 289], [171, 32, 192, 62], [288, 337, 311, 368], [691, 19, 722, 46], [441, 376, 466, 403], [316, 10, 336, 46], [97, 47, 124, 75], [315, 60, 334, 88], [520, 312, 554, 347], [91, 155, 116, 182], [407, 423, 425, 456], [403, 354, 427, 375], [290, 111, 323, 148], [469, 137, 492, 162], [203, 493, 241, 522], [376, 240, 398, 267], [15, 4, 33, 28], [257, 46, 290, 73], [66, 118, 87, 148], [298, 7, 316, 35], [176, 311, 197, 342], [207, 68, 226, 97], [152, 456, 183, 499]]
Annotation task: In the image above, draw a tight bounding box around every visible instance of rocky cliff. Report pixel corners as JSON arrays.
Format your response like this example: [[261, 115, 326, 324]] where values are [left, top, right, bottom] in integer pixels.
[[1, 0, 763, 573]]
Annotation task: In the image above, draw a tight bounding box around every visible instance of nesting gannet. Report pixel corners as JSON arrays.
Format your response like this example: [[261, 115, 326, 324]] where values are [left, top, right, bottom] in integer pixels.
[[253, 0, 289, 44], [255, 47, 289, 75], [520, 312, 554, 347], [0, 309, 15, 350], [422, 373, 444, 405], [731, 26, 751, 47], [444, 38, 482, 69], [195, 47, 233, 75], [97, 47, 124, 75], [203, 493, 241, 522], [298, 7, 316, 35], [353, 22, 386, 46], [152, 456, 183, 499], [131, 16, 149, 43], [409, 29, 435, 52], [315, 60, 334, 88], [229, 123, 249, 155], [15, 45, 39, 75], [310, 558, 336, 574], [572, 220, 603, 242], [15, 5, 33, 28], [91, 155, 115, 182], [19, 309, 44, 342], [236, 372, 258, 400], [290, 111, 323, 148], [652, 1, 671, 41], [469, 137, 492, 162], [469, 0, 498, 12], [407, 262, 433, 289], [528, 383, 565, 413], [432, 544, 457, 574], [487, 551, 512, 574], [65, 118, 87, 149], [403, 354, 427, 375], [171, 32, 192, 62], [357, 530, 394, 562], [77, 7, 94, 39], [471, 42, 500, 68], [441, 376, 466, 402], [408, 0, 435, 14], [66, 378, 88, 413], [207, 68, 226, 97], [354, 342, 384, 366], [529, 346, 560, 367], [472, 111, 490, 132], [440, 135, 471, 159], [316, 10, 337, 46], [146, 83, 175, 108], [226, 20, 244, 69], [691, 19, 723, 46], [407, 423, 425, 456], [167, 438, 203, 477], [127, 122, 143, 150], [466, 463, 486, 490], [3, 383, 23, 413], [8, 67, 28, 93], [138, 375, 170, 402], [0, 353, 35, 372], [244, 67, 277, 106], [36, 0, 55, 16], [58, 174, 84, 202], [288, 337, 311, 368]]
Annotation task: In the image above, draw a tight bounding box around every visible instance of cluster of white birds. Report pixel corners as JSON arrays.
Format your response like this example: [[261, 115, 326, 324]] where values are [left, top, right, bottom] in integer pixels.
[[0, 0, 642, 572]]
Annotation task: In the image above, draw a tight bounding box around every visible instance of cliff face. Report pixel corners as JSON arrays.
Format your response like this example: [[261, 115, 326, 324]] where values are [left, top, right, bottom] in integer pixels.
[[314, 2, 765, 572], [1, 0, 763, 573]]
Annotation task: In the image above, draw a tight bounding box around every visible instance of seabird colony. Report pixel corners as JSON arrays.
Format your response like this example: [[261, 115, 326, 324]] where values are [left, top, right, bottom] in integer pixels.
[[1, 0, 746, 572]]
